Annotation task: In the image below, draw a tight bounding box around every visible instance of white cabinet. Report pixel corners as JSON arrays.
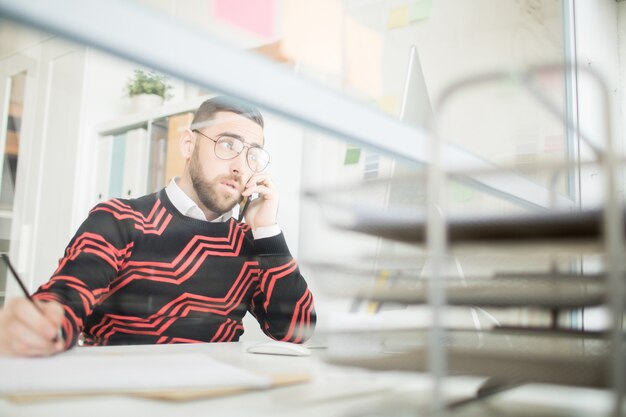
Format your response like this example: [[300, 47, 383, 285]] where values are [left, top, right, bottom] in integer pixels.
[[0, 37, 87, 299], [96, 128, 150, 202]]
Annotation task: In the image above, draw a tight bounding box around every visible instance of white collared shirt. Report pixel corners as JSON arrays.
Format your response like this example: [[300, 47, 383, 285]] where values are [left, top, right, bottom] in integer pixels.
[[165, 178, 280, 239]]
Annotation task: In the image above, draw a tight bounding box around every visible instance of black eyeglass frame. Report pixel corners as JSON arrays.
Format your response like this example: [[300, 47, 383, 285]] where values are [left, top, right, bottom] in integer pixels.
[[192, 129, 270, 173]]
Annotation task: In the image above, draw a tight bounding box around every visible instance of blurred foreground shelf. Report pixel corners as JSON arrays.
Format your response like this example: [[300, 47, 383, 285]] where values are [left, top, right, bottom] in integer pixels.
[[352, 277, 608, 308], [326, 343, 609, 388], [333, 206, 617, 245]]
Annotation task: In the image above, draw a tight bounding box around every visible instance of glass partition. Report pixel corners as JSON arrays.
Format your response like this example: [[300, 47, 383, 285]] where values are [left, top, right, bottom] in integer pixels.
[[0, 0, 580, 334], [4, 3, 626, 414], [125, 0, 575, 198]]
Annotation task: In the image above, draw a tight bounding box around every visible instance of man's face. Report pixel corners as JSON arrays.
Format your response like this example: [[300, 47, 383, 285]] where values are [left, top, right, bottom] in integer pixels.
[[187, 111, 264, 215]]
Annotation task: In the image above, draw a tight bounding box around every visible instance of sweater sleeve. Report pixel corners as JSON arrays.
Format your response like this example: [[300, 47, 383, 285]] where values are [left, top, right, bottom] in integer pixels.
[[33, 200, 134, 349], [248, 233, 316, 343]]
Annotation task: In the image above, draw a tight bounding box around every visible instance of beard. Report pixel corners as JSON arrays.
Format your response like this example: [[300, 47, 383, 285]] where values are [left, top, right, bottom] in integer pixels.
[[189, 146, 242, 215]]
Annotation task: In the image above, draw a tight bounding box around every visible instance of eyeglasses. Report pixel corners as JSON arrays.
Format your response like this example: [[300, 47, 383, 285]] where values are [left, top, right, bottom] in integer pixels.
[[192, 129, 270, 173]]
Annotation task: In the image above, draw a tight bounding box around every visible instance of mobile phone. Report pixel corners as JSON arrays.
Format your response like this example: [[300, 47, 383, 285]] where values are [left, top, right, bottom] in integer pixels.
[[237, 194, 256, 223]]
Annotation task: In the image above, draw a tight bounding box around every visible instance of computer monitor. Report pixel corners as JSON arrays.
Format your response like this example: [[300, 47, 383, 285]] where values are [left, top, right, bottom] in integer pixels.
[[383, 44, 434, 208], [371, 45, 434, 313], [399, 44, 434, 130]]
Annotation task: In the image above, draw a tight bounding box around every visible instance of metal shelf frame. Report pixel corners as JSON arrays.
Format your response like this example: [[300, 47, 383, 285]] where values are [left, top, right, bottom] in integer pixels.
[[429, 63, 624, 416]]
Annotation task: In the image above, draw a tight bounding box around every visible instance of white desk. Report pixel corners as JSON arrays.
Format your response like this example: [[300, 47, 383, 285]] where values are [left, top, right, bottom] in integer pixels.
[[0, 342, 618, 417], [0, 342, 418, 417]]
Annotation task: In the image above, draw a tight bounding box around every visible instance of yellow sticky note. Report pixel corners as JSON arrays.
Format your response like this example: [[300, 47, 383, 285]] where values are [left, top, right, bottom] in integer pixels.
[[387, 5, 410, 29], [378, 96, 399, 116]]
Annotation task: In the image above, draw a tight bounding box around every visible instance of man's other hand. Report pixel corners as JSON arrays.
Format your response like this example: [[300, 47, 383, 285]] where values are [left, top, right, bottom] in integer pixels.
[[0, 298, 64, 356]]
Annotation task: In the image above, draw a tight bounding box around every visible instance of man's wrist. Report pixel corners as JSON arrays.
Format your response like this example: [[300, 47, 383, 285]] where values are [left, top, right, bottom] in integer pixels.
[[252, 224, 281, 239]]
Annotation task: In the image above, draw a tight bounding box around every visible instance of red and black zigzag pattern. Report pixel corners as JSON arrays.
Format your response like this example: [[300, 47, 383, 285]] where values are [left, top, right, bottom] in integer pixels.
[[88, 262, 260, 344], [209, 318, 245, 342], [153, 317, 244, 344], [260, 259, 299, 310], [34, 275, 110, 349], [281, 289, 314, 343], [35, 191, 316, 347], [98, 221, 250, 305], [91, 198, 172, 235], [37, 275, 109, 317], [248, 260, 316, 343], [54, 233, 134, 275]]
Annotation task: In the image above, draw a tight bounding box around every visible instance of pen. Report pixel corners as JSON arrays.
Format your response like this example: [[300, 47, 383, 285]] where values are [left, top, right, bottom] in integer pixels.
[[1, 253, 62, 343]]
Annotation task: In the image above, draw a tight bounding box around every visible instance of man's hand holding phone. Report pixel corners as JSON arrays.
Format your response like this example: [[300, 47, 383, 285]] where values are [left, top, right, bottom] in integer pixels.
[[239, 173, 279, 230]]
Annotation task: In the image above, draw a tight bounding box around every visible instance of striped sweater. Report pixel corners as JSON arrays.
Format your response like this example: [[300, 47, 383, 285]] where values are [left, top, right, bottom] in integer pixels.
[[34, 189, 315, 348]]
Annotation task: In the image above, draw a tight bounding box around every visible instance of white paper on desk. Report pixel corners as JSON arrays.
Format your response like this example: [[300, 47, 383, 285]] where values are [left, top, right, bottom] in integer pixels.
[[0, 353, 271, 394]]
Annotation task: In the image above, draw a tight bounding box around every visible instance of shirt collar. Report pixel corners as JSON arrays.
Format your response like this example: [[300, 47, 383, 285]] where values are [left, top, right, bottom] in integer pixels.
[[165, 177, 232, 223]]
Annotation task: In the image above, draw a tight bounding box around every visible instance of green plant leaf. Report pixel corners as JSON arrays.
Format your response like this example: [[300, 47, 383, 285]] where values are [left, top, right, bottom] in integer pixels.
[[124, 68, 173, 99]]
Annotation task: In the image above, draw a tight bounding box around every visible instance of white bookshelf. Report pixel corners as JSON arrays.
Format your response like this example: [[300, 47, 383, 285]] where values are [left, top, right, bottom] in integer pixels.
[[96, 95, 213, 136]]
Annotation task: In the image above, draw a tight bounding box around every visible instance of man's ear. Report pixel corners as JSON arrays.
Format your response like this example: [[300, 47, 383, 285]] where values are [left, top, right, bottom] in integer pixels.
[[180, 128, 195, 159]]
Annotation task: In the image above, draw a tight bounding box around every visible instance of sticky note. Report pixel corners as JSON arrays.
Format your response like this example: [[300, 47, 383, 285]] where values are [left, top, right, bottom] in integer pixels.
[[410, 0, 432, 22], [450, 182, 474, 203], [378, 96, 399, 116], [282, 0, 343, 75], [214, 0, 274, 39], [344, 17, 383, 98], [387, 5, 410, 29], [344, 147, 361, 165]]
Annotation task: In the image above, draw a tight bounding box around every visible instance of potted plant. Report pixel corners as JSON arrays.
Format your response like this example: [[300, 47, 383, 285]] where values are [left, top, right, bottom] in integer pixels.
[[125, 69, 173, 111]]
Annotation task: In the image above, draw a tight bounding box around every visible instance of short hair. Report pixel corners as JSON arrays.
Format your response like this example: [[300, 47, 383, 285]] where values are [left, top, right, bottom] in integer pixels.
[[190, 96, 264, 130]]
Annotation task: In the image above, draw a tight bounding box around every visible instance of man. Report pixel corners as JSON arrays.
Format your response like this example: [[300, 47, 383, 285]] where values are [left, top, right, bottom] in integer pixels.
[[0, 96, 315, 356]]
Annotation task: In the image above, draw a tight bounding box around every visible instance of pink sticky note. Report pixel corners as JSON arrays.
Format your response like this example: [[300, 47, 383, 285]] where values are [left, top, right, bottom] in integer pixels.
[[213, 0, 274, 39]]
